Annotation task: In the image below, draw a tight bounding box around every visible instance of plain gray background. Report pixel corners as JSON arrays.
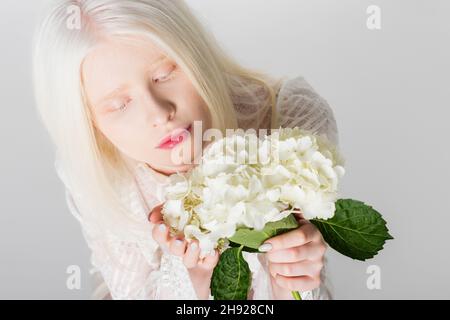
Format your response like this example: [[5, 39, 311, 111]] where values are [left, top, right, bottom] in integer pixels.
[[1, 0, 449, 299]]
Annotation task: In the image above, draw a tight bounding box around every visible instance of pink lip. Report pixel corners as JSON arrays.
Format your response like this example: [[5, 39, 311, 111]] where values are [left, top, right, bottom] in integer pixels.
[[156, 124, 192, 150]]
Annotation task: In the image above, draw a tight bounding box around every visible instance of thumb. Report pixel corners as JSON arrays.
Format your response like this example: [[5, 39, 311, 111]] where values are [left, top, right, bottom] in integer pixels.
[[148, 204, 164, 223], [293, 208, 307, 223]]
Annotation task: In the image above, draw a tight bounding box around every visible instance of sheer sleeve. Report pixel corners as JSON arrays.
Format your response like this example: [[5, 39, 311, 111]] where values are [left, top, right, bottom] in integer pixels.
[[61, 183, 162, 299], [276, 76, 340, 148], [55, 159, 200, 300]]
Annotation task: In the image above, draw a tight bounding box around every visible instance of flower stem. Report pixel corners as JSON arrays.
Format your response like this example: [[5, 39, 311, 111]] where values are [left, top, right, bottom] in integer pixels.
[[292, 291, 302, 300]]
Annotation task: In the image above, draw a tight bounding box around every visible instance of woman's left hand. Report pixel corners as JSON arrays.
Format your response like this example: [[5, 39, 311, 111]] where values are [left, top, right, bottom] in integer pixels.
[[259, 213, 327, 298]]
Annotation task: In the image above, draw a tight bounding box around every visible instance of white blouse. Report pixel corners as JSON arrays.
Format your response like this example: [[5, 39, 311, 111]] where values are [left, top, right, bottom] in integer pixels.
[[55, 76, 339, 300]]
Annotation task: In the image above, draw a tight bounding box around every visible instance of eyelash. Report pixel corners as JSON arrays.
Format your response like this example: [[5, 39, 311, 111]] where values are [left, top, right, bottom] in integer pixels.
[[114, 98, 131, 112], [118, 102, 128, 112], [153, 66, 176, 84]]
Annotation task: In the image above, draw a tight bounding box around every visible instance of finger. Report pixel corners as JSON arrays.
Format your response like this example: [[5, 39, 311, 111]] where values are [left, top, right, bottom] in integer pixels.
[[293, 209, 305, 222], [199, 250, 219, 270], [149, 204, 164, 223], [267, 242, 326, 263], [274, 274, 321, 292], [183, 241, 201, 269], [169, 237, 187, 257], [151, 222, 170, 246], [262, 223, 319, 252], [268, 259, 323, 278]]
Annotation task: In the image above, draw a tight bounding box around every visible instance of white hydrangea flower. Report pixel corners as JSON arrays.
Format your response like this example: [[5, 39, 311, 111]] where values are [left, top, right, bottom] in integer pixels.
[[162, 127, 345, 257]]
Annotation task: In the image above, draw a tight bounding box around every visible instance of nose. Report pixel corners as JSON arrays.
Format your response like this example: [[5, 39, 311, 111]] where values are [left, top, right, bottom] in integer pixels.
[[145, 95, 176, 128], [152, 105, 175, 127]]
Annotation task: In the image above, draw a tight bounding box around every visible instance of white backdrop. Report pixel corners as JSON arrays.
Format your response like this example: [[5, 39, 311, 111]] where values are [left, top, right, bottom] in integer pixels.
[[1, 0, 449, 299]]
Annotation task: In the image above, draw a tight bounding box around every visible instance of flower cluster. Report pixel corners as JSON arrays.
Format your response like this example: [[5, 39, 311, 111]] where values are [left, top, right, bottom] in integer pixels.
[[162, 127, 345, 257]]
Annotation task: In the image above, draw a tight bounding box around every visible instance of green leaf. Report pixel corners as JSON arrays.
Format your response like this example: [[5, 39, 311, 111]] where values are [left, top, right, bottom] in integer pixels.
[[229, 214, 299, 251], [311, 199, 394, 261], [228, 241, 260, 253], [210, 246, 251, 300]]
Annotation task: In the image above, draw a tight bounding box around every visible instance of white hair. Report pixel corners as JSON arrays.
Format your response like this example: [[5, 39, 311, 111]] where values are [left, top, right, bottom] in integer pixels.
[[32, 0, 283, 264]]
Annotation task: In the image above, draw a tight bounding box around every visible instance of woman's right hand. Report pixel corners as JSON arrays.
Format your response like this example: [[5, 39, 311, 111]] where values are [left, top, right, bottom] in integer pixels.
[[149, 204, 220, 299]]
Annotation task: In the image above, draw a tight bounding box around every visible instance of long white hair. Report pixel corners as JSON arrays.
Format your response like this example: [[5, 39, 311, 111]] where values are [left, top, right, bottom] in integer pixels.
[[32, 0, 283, 259]]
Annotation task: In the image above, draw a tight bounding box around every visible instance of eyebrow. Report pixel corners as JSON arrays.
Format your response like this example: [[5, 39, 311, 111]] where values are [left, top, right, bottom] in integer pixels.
[[95, 55, 169, 106], [96, 85, 129, 106]]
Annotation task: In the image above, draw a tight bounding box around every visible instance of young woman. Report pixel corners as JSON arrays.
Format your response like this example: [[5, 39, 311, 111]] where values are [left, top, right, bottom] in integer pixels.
[[32, 0, 338, 300]]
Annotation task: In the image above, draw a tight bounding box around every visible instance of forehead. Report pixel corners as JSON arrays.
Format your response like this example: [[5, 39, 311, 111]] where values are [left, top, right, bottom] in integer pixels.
[[81, 35, 168, 105]]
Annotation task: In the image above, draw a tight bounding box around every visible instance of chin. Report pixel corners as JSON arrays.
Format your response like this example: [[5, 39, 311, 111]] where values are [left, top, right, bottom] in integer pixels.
[[153, 162, 195, 175], [173, 163, 195, 173]]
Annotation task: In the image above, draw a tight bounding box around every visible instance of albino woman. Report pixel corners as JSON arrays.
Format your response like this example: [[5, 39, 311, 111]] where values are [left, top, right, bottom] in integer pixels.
[[32, 0, 339, 300]]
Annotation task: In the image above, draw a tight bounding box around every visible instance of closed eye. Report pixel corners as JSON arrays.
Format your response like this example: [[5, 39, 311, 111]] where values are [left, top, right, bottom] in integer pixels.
[[110, 98, 131, 113], [153, 65, 177, 84]]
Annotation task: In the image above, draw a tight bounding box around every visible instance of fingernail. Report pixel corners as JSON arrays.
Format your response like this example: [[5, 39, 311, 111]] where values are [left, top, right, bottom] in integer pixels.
[[175, 239, 184, 246], [190, 242, 198, 250], [258, 243, 272, 252], [158, 224, 166, 232]]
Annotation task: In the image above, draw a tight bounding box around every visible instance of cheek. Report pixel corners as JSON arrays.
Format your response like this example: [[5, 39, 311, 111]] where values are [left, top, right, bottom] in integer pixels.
[[97, 121, 147, 157], [97, 120, 173, 164], [197, 103, 212, 130], [188, 93, 211, 124], [178, 77, 211, 122]]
